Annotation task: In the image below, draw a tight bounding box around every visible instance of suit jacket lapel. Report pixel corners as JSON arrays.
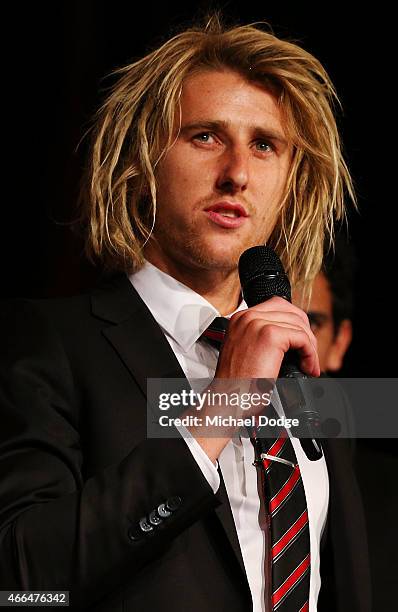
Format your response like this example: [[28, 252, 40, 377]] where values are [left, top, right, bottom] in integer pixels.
[[91, 274, 183, 394], [91, 274, 248, 579]]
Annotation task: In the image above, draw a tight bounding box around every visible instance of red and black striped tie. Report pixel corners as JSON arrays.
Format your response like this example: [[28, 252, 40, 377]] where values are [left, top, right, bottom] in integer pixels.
[[201, 317, 311, 611]]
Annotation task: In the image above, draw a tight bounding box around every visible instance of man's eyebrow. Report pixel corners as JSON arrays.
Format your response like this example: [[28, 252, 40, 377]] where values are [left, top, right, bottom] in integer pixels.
[[179, 120, 288, 143], [179, 120, 229, 136]]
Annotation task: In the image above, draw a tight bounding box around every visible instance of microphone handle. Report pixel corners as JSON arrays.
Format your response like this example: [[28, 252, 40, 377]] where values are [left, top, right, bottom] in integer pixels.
[[278, 350, 323, 460]]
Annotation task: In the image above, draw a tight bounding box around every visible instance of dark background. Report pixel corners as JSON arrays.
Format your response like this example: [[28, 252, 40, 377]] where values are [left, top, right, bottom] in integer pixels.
[[3, 1, 397, 607]]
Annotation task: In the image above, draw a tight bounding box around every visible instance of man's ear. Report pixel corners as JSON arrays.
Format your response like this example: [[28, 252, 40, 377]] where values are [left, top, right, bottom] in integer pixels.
[[326, 319, 353, 372]]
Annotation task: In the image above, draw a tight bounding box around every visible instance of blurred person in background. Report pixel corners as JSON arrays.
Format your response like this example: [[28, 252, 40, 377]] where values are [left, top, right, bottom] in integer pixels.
[[294, 236, 355, 374]]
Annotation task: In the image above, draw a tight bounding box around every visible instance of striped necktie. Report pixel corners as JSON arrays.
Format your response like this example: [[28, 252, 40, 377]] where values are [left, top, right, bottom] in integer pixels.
[[201, 317, 311, 611]]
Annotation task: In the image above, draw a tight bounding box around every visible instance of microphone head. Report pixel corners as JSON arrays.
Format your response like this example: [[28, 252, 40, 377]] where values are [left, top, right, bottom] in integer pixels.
[[238, 245, 291, 306]]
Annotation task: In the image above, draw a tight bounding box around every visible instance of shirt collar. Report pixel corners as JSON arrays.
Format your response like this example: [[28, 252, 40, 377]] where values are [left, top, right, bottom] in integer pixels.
[[129, 261, 247, 352]]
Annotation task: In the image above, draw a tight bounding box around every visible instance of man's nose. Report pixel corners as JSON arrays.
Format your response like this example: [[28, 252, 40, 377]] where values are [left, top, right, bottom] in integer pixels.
[[215, 147, 249, 193]]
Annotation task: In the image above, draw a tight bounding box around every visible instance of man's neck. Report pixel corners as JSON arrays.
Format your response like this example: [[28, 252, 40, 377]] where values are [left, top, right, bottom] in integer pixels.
[[144, 253, 242, 315]]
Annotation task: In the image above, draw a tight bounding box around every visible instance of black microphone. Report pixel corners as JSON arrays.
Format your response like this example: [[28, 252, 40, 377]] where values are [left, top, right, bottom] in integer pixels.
[[238, 245, 323, 460]]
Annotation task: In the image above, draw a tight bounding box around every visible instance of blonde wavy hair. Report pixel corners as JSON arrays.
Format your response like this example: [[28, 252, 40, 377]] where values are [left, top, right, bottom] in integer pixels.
[[82, 14, 355, 290]]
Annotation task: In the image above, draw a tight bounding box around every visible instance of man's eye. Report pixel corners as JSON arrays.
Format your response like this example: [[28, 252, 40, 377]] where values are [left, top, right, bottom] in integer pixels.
[[309, 321, 321, 333], [255, 140, 273, 153], [307, 312, 329, 333], [193, 132, 214, 143]]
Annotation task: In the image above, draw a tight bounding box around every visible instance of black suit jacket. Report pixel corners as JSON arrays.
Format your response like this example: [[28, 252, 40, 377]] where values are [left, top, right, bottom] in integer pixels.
[[0, 274, 371, 610]]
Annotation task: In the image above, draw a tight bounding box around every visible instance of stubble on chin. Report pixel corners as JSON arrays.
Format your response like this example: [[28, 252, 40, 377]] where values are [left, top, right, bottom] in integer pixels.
[[151, 211, 264, 273], [182, 230, 257, 271]]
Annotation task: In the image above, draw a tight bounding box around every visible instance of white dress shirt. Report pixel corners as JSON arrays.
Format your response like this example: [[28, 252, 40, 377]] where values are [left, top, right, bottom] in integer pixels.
[[130, 261, 329, 611]]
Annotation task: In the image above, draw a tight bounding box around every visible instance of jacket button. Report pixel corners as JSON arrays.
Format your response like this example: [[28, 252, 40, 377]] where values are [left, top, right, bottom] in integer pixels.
[[139, 517, 153, 533], [149, 510, 163, 526], [165, 496, 182, 512], [157, 503, 172, 518]]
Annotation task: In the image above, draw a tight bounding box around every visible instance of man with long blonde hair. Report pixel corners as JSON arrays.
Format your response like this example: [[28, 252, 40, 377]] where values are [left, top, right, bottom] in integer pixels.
[[0, 15, 370, 611]]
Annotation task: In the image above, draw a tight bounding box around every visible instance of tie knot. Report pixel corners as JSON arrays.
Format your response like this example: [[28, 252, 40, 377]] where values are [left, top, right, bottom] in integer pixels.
[[201, 316, 229, 350]]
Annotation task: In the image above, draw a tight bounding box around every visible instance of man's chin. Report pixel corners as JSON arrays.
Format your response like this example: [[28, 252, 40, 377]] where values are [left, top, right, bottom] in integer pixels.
[[187, 242, 251, 271]]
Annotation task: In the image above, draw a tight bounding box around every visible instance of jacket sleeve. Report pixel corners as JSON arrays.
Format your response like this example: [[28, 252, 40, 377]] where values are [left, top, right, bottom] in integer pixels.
[[0, 300, 219, 607]]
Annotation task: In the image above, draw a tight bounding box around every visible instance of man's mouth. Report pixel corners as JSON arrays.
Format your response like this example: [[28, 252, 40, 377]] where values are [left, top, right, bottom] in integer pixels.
[[204, 202, 249, 228], [214, 209, 240, 218]]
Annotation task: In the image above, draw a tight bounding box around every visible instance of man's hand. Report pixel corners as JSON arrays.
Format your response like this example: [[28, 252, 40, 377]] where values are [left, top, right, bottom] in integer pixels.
[[216, 296, 320, 380], [188, 297, 320, 464]]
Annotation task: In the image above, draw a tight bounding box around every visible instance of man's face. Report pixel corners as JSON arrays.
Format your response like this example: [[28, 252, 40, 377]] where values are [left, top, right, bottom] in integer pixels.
[[293, 272, 352, 372], [145, 69, 292, 274]]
